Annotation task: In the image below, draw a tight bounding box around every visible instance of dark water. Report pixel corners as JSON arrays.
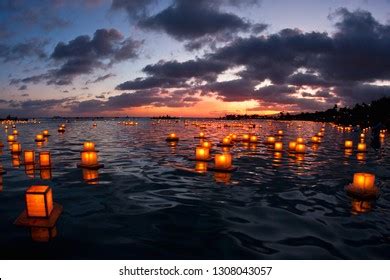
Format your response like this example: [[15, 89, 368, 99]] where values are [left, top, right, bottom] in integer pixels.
[[0, 119, 389, 259]]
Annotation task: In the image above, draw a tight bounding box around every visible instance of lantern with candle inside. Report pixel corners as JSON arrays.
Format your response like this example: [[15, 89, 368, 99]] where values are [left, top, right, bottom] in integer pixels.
[[210, 153, 236, 172], [274, 141, 283, 151], [25, 185, 53, 218], [317, 132, 324, 138], [35, 134, 45, 142], [7, 135, 15, 142], [288, 141, 297, 151], [23, 150, 35, 164], [58, 126, 65, 133], [201, 141, 212, 149], [249, 135, 258, 143], [344, 140, 353, 149], [83, 141, 96, 152], [78, 151, 104, 169], [265, 136, 276, 145], [357, 142, 367, 153], [39, 151, 51, 169], [195, 146, 210, 161], [311, 136, 320, 144], [296, 137, 304, 144], [379, 132, 385, 139], [166, 133, 179, 142], [42, 130, 50, 137], [11, 142, 22, 154], [360, 133, 365, 139], [345, 172, 379, 199], [195, 132, 206, 139], [242, 134, 250, 142], [218, 137, 233, 147], [195, 161, 208, 173], [12, 129, 18, 135], [295, 143, 306, 154], [277, 130, 283, 136]]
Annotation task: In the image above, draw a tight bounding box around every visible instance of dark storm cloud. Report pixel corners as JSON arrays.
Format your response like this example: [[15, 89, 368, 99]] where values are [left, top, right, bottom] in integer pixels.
[[0, 38, 48, 62], [115, 8, 390, 111], [11, 28, 142, 86]]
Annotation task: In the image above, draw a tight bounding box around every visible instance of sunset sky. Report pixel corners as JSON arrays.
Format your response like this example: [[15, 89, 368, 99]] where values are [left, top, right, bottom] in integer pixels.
[[1, 0, 390, 117]]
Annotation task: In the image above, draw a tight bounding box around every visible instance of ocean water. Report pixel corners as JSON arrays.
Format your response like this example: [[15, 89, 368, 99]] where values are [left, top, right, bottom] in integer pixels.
[[0, 119, 389, 259]]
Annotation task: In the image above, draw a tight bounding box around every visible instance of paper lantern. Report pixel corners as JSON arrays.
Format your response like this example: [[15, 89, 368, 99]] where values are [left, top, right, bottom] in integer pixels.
[[266, 136, 275, 144], [11, 142, 22, 154], [296, 137, 304, 143], [24, 150, 35, 164], [274, 141, 283, 151], [35, 134, 44, 142], [12, 129, 18, 135], [295, 143, 306, 154], [249, 135, 258, 143], [214, 153, 232, 170], [360, 133, 365, 138], [166, 133, 179, 141], [7, 135, 15, 142], [58, 126, 65, 133], [222, 137, 231, 145], [195, 147, 210, 161], [317, 132, 324, 137], [357, 143, 367, 152], [277, 130, 283, 136], [311, 136, 320, 143], [201, 141, 212, 149], [81, 151, 98, 166], [288, 141, 297, 151], [42, 130, 50, 137], [199, 132, 205, 138], [39, 151, 51, 168], [352, 173, 375, 191], [25, 185, 53, 218], [83, 141, 95, 151], [242, 134, 250, 142], [344, 140, 353, 149]]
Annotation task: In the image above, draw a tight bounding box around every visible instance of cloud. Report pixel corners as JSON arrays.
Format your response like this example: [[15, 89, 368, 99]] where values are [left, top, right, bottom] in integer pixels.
[[18, 85, 27, 90], [0, 38, 48, 62], [86, 73, 116, 84]]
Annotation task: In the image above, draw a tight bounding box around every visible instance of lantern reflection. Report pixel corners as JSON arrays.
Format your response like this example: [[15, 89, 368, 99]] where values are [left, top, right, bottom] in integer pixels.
[[82, 168, 99, 184], [25, 164, 35, 178], [40, 168, 52, 180], [30, 226, 57, 242], [351, 199, 372, 214], [12, 155, 20, 168], [214, 172, 231, 183], [195, 161, 208, 173], [356, 152, 366, 161]]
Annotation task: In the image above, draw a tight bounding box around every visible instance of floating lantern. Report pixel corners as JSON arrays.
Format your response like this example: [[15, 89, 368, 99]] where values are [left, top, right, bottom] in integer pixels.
[[222, 137, 231, 145], [195, 147, 210, 161], [274, 141, 283, 151], [345, 172, 379, 199], [295, 143, 306, 154], [360, 133, 365, 139], [320, 127, 325, 132], [23, 150, 35, 164], [39, 151, 51, 168], [344, 140, 353, 149], [214, 153, 232, 170], [195, 161, 207, 173], [199, 132, 205, 138], [230, 134, 238, 141], [11, 142, 22, 154], [266, 136, 275, 144], [35, 134, 44, 142], [25, 185, 54, 218], [7, 135, 15, 142], [242, 134, 250, 142], [317, 132, 324, 138], [93, 123, 97, 127], [277, 130, 283, 136], [357, 142, 367, 152], [311, 136, 320, 144], [30, 226, 57, 242], [166, 133, 179, 141], [201, 141, 212, 149], [288, 141, 297, 151], [379, 132, 385, 139], [42, 130, 50, 137], [79, 151, 103, 169], [58, 126, 65, 133], [296, 137, 304, 144], [83, 141, 95, 152], [249, 135, 258, 143], [12, 129, 18, 135]]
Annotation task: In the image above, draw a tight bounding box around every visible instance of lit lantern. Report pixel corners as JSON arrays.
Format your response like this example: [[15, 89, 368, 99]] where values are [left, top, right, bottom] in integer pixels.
[[42, 130, 50, 137], [199, 132, 205, 138], [7, 135, 15, 142], [352, 173, 375, 191], [296, 137, 304, 143], [344, 140, 353, 149], [230, 134, 238, 141], [39, 151, 51, 168], [266, 136, 275, 144], [249, 135, 258, 143], [166, 133, 179, 141], [195, 161, 207, 173], [360, 133, 365, 138], [30, 226, 57, 242], [25, 185, 54, 218], [83, 141, 95, 151], [242, 134, 250, 142], [222, 137, 231, 145], [195, 147, 210, 161], [214, 153, 232, 170], [93, 123, 97, 127], [295, 143, 306, 154], [320, 127, 325, 132], [201, 141, 212, 149], [277, 130, 283, 136], [35, 134, 44, 142], [288, 141, 297, 151], [357, 143, 367, 152], [12, 129, 18, 135], [11, 142, 22, 154], [58, 126, 65, 133], [317, 132, 324, 137], [311, 136, 320, 144], [81, 151, 98, 166], [274, 141, 283, 151], [379, 132, 385, 139], [24, 150, 35, 164]]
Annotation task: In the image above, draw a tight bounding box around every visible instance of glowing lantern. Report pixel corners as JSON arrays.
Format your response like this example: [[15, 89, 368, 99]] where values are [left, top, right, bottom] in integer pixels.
[[201, 141, 212, 149], [296, 137, 304, 144], [24, 150, 35, 164], [357, 143, 367, 152], [295, 143, 306, 154], [81, 151, 98, 166], [242, 134, 250, 142], [199, 132, 205, 138], [35, 134, 44, 142], [230, 134, 238, 141], [11, 142, 22, 154], [195, 147, 210, 161], [12, 129, 18, 135], [274, 141, 283, 151], [166, 133, 179, 141], [222, 137, 231, 145], [344, 140, 353, 149], [360, 133, 365, 138], [277, 130, 283, 136], [249, 135, 258, 143], [83, 141, 95, 151], [7, 135, 15, 142], [58, 126, 65, 133], [311, 136, 320, 144], [195, 161, 207, 173], [288, 141, 297, 151], [93, 123, 97, 127], [39, 151, 51, 168], [214, 153, 232, 170], [25, 185, 54, 218], [42, 130, 50, 137], [266, 136, 275, 144], [352, 173, 375, 191], [379, 132, 385, 139], [30, 226, 57, 242], [317, 132, 324, 138]]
